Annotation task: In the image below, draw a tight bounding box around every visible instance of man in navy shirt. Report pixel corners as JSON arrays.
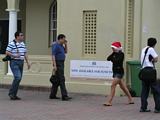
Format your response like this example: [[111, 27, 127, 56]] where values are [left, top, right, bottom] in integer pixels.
[[50, 34, 72, 101]]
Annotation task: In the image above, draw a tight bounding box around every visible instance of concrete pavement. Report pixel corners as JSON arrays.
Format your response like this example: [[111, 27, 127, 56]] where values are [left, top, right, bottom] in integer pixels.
[[0, 89, 159, 120]]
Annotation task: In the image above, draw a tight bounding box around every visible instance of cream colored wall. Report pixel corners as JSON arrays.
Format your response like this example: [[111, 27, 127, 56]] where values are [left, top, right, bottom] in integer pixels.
[[0, 55, 7, 79], [58, 0, 126, 82], [0, 55, 123, 95], [1, 0, 127, 95], [141, 0, 160, 78], [25, 0, 52, 55], [130, 0, 143, 60], [3, 0, 160, 95], [58, 0, 125, 59]]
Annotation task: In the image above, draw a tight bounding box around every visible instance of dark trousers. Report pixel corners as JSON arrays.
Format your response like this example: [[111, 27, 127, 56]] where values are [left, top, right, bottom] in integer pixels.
[[141, 80, 160, 110], [50, 60, 68, 97], [9, 60, 24, 97]]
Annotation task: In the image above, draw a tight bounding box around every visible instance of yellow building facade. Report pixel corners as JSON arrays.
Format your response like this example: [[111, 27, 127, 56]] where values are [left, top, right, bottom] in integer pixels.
[[0, 0, 160, 95]]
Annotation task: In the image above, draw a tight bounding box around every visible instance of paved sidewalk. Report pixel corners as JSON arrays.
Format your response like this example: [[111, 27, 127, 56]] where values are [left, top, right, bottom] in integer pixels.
[[0, 89, 159, 120]]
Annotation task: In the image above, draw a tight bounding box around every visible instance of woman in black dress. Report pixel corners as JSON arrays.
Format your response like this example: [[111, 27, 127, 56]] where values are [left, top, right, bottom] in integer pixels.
[[104, 42, 134, 106]]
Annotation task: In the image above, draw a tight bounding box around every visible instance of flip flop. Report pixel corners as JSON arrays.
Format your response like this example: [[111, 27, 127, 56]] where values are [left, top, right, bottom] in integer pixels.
[[103, 103, 112, 106], [127, 102, 134, 105]]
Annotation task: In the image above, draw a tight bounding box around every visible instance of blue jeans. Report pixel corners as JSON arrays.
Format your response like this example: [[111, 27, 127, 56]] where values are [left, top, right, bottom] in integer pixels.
[[9, 60, 24, 97]]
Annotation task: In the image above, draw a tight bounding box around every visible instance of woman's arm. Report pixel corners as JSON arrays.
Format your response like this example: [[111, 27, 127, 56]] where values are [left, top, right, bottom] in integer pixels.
[[107, 53, 114, 61]]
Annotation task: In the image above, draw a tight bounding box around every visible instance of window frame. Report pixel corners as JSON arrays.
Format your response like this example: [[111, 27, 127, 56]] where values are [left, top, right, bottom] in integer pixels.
[[49, 0, 57, 47]]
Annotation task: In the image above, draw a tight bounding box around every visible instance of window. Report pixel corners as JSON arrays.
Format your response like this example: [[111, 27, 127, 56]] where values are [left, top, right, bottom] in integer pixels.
[[126, 0, 134, 57], [49, 0, 57, 47], [83, 10, 97, 56]]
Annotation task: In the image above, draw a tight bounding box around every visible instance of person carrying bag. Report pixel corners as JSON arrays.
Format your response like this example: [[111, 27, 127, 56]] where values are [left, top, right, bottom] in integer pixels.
[[2, 40, 17, 62], [139, 47, 157, 82], [6, 32, 31, 100], [139, 38, 160, 113]]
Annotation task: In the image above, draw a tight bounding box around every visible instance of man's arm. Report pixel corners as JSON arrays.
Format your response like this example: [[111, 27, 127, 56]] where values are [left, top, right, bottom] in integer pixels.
[[150, 48, 158, 63], [6, 41, 20, 58], [6, 51, 20, 58], [24, 53, 31, 69], [64, 40, 68, 53], [153, 57, 158, 63], [52, 43, 57, 71], [6, 51, 14, 57], [52, 55, 57, 71]]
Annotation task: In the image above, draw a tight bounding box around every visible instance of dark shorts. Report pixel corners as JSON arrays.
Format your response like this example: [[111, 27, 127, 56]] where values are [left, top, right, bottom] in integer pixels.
[[113, 73, 124, 79]]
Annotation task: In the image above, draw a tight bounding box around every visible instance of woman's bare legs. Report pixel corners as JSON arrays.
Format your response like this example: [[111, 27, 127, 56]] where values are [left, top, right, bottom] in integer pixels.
[[119, 80, 134, 103], [104, 78, 120, 106], [104, 78, 134, 106]]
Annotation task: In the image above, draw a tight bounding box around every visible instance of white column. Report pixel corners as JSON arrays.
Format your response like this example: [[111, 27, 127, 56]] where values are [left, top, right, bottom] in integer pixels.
[[9, 11, 17, 43], [7, 11, 18, 75]]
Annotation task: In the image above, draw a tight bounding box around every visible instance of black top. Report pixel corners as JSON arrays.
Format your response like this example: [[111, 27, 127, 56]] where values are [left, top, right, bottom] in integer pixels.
[[107, 51, 124, 74]]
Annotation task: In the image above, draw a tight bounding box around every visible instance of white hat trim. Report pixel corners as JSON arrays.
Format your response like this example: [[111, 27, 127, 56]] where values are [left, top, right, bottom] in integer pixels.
[[111, 45, 122, 50]]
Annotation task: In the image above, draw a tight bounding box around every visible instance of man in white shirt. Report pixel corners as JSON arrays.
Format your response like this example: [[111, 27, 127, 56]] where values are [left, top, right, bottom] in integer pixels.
[[140, 38, 160, 113], [141, 47, 158, 68], [6, 31, 31, 100]]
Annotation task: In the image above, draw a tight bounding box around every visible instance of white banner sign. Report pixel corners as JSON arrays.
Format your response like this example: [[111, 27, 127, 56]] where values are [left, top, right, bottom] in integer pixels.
[[70, 60, 113, 79]]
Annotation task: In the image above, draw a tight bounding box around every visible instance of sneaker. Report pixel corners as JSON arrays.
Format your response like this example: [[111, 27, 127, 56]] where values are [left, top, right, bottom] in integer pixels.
[[62, 96, 72, 101], [15, 96, 21, 100], [140, 109, 151, 112], [154, 109, 160, 113], [49, 96, 60, 99], [9, 95, 21, 100]]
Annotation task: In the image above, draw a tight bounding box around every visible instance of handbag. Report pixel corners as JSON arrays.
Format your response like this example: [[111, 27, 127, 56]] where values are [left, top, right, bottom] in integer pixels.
[[138, 47, 157, 82], [2, 40, 18, 62], [49, 69, 58, 84], [2, 55, 12, 62], [139, 67, 157, 82]]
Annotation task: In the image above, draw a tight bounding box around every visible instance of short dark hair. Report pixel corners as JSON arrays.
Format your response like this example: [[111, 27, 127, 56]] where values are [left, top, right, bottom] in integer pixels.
[[57, 34, 65, 40], [15, 31, 23, 38], [147, 38, 157, 47]]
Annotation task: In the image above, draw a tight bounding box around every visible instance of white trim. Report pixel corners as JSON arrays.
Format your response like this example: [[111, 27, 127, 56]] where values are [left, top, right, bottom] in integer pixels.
[[0, 18, 22, 20], [6, 9, 19, 12], [7, 11, 18, 75], [111, 45, 118, 49], [111, 45, 122, 50]]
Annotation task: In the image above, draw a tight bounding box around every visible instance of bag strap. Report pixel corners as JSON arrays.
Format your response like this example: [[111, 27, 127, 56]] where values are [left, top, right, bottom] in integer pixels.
[[152, 59, 155, 68], [52, 68, 56, 75], [141, 47, 150, 68], [13, 40, 19, 53]]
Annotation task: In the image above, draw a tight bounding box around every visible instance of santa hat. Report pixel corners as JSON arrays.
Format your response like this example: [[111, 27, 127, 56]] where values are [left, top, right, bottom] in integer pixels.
[[111, 42, 122, 51]]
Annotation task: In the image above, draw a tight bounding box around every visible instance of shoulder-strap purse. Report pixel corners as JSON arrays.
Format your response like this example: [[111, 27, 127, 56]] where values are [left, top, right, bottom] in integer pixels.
[[2, 40, 19, 62]]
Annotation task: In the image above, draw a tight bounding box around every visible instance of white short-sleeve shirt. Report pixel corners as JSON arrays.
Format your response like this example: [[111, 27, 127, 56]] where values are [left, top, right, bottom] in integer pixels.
[[6, 40, 27, 60], [141, 46, 158, 68]]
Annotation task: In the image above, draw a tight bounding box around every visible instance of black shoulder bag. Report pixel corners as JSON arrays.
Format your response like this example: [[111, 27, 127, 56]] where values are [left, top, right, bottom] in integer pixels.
[[2, 40, 18, 62], [138, 47, 157, 82]]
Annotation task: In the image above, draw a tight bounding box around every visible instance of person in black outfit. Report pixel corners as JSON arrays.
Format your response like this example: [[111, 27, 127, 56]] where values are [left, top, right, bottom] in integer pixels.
[[104, 42, 134, 106], [49, 34, 72, 101], [140, 38, 160, 113]]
